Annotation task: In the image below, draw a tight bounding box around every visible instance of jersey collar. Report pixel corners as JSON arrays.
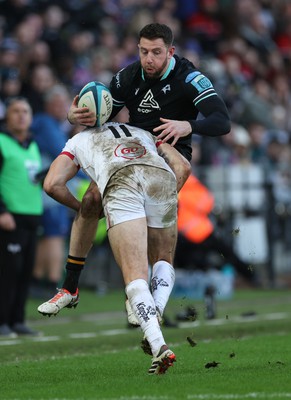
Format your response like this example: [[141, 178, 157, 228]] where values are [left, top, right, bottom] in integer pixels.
[[141, 56, 176, 81], [5, 130, 32, 148]]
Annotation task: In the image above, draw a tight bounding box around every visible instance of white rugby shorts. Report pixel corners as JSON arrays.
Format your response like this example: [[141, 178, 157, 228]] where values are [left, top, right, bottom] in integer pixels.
[[103, 165, 177, 229]]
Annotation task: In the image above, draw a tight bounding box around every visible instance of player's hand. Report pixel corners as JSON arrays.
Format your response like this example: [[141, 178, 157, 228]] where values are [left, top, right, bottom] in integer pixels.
[[0, 212, 16, 231], [67, 95, 96, 126], [153, 118, 192, 146]]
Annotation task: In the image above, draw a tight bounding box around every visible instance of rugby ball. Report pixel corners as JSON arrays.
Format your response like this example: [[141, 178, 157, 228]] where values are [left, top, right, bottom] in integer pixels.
[[78, 81, 113, 127]]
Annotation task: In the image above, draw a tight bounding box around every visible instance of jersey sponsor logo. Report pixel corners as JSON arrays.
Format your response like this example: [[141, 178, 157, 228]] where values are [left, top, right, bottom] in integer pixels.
[[114, 141, 146, 159], [185, 71, 200, 83], [161, 84, 171, 94], [115, 70, 122, 88], [185, 71, 213, 93], [137, 89, 160, 113], [7, 243, 21, 254]]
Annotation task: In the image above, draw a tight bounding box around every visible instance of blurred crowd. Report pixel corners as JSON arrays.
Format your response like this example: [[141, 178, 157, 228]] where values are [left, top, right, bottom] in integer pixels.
[[1, 0, 291, 169], [1, 0, 291, 286]]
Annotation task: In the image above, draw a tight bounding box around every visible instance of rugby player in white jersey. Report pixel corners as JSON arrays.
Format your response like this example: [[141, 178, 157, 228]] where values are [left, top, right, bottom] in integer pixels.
[[38, 119, 180, 375]]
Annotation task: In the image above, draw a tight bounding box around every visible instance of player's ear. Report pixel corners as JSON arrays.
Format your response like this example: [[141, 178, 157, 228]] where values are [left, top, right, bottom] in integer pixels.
[[168, 46, 175, 58]]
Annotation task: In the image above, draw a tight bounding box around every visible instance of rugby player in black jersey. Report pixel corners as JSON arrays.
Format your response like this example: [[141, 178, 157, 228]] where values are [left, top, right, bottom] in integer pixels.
[[38, 24, 230, 325]]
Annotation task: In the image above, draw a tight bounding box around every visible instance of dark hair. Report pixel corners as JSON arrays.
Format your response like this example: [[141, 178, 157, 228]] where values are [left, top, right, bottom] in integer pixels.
[[139, 23, 174, 47], [4, 97, 32, 119], [5, 96, 30, 109]]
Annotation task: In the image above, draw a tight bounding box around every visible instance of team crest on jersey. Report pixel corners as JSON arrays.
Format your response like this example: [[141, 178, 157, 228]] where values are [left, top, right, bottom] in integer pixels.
[[185, 71, 213, 93], [114, 141, 146, 159], [161, 84, 171, 94], [138, 90, 160, 113]]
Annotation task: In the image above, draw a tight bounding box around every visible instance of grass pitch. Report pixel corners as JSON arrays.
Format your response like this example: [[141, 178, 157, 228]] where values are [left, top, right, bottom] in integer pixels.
[[0, 288, 291, 400]]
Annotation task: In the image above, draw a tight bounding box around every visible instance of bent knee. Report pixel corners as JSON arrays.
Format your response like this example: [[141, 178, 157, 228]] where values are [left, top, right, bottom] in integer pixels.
[[182, 158, 191, 179], [176, 158, 191, 191], [80, 188, 102, 218]]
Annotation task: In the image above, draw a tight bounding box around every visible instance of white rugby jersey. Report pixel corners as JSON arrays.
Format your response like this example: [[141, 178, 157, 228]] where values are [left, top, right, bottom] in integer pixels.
[[62, 122, 175, 195]]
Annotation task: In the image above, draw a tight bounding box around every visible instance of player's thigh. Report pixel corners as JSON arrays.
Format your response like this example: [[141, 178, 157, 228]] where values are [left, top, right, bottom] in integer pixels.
[[103, 171, 146, 228], [142, 168, 178, 265], [108, 217, 149, 284], [104, 175, 149, 283], [143, 168, 177, 229]]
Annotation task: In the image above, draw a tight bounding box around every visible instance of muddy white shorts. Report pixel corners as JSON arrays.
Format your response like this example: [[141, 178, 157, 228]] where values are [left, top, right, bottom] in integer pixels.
[[103, 165, 177, 229]]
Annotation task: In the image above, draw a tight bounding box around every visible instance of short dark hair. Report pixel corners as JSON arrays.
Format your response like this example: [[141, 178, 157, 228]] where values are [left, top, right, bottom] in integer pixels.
[[4, 96, 32, 116], [5, 96, 30, 109], [139, 23, 174, 47]]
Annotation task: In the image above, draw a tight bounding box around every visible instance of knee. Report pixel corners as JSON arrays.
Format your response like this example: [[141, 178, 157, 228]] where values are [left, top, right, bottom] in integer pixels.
[[80, 188, 102, 218], [181, 158, 191, 179], [176, 158, 191, 192]]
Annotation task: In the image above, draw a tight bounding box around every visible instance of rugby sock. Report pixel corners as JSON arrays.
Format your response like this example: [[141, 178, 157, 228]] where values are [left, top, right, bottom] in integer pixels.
[[151, 261, 175, 317], [125, 279, 165, 357], [62, 255, 85, 293]]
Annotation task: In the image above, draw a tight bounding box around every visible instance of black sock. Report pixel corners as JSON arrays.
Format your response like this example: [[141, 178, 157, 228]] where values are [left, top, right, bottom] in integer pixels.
[[62, 255, 85, 293]]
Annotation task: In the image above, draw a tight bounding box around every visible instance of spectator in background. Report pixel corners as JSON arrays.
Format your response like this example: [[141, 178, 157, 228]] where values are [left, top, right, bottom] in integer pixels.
[[1, 0, 291, 290], [0, 37, 21, 73], [211, 123, 252, 166], [27, 40, 52, 69], [21, 64, 56, 113], [0, 97, 43, 337], [0, 68, 22, 104], [30, 85, 71, 297]]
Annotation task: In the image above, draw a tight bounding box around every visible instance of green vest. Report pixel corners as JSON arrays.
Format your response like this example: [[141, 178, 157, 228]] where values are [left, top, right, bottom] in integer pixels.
[[0, 133, 43, 215]]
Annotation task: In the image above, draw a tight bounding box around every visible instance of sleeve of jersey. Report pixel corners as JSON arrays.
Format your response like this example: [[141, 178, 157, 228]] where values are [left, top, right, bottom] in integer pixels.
[[185, 71, 231, 137], [109, 73, 126, 119], [60, 139, 80, 169]]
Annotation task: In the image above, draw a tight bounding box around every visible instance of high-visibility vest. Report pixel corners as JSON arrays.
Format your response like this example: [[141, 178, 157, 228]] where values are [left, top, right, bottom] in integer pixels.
[[178, 174, 214, 243]]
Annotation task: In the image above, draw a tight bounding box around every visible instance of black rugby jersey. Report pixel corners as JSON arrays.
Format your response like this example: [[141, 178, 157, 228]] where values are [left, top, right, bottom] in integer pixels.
[[109, 55, 230, 160]]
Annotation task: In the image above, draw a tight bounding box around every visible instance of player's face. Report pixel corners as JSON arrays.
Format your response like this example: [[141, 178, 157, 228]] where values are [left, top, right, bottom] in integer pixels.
[[138, 38, 175, 79], [6, 100, 32, 134]]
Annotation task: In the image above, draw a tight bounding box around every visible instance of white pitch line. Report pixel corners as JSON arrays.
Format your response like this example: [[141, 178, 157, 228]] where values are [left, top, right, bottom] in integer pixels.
[[178, 311, 290, 328], [187, 393, 291, 399], [31, 336, 60, 342], [0, 311, 290, 346], [69, 332, 97, 339], [0, 339, 22, 346]]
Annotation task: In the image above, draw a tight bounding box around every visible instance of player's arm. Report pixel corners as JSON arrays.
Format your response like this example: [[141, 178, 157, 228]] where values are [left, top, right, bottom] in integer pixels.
[[156, 141, 190, 192], [43, 154, 81, 211], [154, 72, 231, 146], [188, 95, 231, 136]]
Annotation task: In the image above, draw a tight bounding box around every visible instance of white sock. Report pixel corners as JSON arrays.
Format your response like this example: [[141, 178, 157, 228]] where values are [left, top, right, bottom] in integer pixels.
[[125, 278, 165, 356], [151, 261, 175, 317]]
